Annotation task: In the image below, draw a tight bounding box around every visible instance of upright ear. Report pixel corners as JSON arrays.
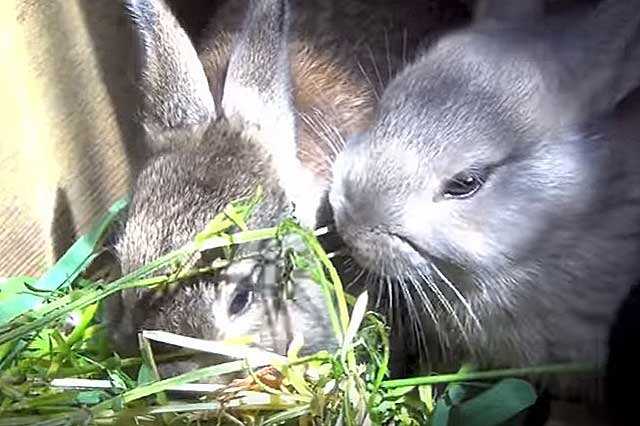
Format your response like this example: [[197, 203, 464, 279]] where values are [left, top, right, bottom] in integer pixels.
[[556, 0, 640, 118], [474, 0, 544, 23], [221, 0, 322, 227], [221, 0, 296, 156], [567, 0, 640, 115], [125, 0, 217, 152]]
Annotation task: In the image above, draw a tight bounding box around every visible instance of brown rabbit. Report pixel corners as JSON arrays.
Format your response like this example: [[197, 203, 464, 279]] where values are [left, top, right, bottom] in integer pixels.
[[102, 0, 379, 378]]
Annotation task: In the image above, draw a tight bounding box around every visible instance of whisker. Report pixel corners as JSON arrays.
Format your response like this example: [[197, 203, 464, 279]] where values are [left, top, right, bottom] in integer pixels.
[[356, 60, 380, 101], [402, 28, 408, 67], [341, 257, 355, 273], [298, 112, 342, 164], [365, 44, 384, 96], [406, 271, 439, 331], [312, 107, 345, 153], [384, 27, 393, 83], [387, 275, 394, 326], [399, 278, 428, 366], [405, 269, 441, 363], [416, 266, 472, 353], [301, 111, 340, 157], [431, 262, 482, 332], [375, 274, 385, 309], [345, 263, 367, 290]]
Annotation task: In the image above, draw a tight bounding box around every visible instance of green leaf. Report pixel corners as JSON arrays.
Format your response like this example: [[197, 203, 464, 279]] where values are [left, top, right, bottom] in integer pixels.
[[107, 369, 134, 391], [136, 363, 156, 387], [136, 335, 160, 386], [449, 379, 537, 426], [76, 390, 108, 405], [0, 337, 31, 370], [431, 393, 452, 426], [0, 197, 128, 325], [385, 386, 416, 398], [430, 365, 476, 426]]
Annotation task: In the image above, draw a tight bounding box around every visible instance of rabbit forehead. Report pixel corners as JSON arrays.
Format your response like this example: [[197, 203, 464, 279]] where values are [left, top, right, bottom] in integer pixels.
[[374, 53, 540, 159], [116, 142, 288, 273]]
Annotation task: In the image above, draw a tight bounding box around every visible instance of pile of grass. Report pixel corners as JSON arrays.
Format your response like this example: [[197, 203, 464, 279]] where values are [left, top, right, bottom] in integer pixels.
[[0, 192, 597, 425]]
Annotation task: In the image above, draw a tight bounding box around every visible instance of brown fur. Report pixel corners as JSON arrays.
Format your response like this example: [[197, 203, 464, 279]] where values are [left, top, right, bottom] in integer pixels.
[[198, 29, 376, 185]]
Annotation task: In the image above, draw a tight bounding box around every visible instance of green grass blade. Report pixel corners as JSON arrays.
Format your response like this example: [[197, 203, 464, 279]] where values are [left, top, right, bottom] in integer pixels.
[[90, 360, 246, 414], [381, 362, 598, 388], [0, 197, 128, 325]]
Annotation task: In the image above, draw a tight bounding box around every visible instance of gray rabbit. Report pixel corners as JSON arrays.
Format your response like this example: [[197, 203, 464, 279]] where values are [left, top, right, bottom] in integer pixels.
[[329, 0, 640, 402]]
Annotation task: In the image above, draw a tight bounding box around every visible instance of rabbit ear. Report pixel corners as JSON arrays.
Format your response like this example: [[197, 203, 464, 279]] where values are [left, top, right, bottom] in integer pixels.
[[221, 0, 296, 164], [474, 0, 543, 23], [221, 0, 322, 227], [125, 0, 217, 152], [556, 0, 640, 118]]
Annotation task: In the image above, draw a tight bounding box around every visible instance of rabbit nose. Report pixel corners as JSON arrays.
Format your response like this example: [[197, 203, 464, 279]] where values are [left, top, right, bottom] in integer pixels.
[[333, 178, 388, 236]]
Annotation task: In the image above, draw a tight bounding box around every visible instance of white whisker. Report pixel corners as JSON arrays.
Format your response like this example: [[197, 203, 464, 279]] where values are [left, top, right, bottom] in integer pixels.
[[405, 270, 441, 363], [387, 275, 394, 326], [356, 60, 380, 101], [365, 44, 384, 96], [402, 28, 408, 67], [298, 111, 342, 165], [431, 262, 482, 332], [345, 264, 367, 290], [384, 27, 393, 83], [415, 267, 472, 353], [399, 279, 428, 365]]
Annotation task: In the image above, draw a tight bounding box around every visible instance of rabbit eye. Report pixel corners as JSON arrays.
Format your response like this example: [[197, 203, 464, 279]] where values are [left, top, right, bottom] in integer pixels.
[[442, 171, 484, 199], [228, 288, 254, 316]]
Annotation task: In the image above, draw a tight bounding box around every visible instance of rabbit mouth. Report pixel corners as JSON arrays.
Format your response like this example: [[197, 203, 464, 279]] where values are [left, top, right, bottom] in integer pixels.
[[336, 228, 484, 364], [336, 224, 431, 279]]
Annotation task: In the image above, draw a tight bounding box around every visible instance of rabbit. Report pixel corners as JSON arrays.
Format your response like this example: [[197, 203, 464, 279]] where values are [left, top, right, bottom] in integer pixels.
[[328, 0, 640, 403], [102, 0, 380, 379]]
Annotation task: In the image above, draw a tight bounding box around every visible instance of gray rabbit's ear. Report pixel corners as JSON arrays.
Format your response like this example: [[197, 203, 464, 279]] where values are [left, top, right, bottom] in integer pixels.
[[474, 0, 543, 23], [125, 0, 217, 152], [565, 0, 640, 117], [221, 0, 321, 227]]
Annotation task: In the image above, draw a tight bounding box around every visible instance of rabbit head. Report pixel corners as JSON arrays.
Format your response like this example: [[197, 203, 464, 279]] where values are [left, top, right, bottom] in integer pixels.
[[329, 0, 640, 388]]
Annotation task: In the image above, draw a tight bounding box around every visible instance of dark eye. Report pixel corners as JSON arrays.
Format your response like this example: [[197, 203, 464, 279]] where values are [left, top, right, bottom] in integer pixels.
[[228, 288, 254, 316], [442, 171, 484, 199]]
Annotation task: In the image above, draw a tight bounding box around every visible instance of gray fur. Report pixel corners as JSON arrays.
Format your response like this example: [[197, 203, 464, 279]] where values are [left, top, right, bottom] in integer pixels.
[[125, 0, 217, 151], [329, 0, 640, 399]]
